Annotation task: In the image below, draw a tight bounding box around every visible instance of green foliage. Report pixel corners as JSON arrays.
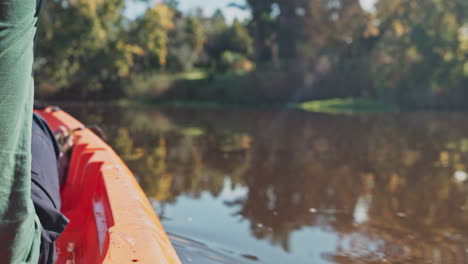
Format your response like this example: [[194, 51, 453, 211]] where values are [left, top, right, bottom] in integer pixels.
[[372, 0, 468, 106], [34, 0, 468, 109], [125, 70, 208, 99], [241, 0, 468, 107], [186, 17, 206, 53], [210, 9, 228, 32], [245, 0, 277, 62], [205, 19, 254, 70], [226, 20, 255, 57], [219, 51, 250, 72], [125, 72, 175, 98], [167, 13, 206, 72], [130, 4, 174, 67], [36, 0, 127, 95]]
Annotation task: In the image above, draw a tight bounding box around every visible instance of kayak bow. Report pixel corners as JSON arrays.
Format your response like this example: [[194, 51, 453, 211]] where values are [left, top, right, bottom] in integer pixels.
[[35, 107, 181, 264]]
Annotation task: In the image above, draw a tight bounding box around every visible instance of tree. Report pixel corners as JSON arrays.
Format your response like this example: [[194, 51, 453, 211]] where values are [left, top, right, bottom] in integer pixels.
[[35, 0, 127, 96], [131, 3, 174, 68], [205, 19, 254, 71], [245, 0, 277, 63], [166, 11, 206, 72], [185, 16, 206, 65], [209, 9, 227, 32], [225, 20, 254, 56], [372, 0, 468, 106]]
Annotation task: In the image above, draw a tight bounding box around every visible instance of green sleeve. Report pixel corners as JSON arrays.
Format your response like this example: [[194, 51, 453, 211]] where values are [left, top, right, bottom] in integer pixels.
[[0, 0, 42, 263]]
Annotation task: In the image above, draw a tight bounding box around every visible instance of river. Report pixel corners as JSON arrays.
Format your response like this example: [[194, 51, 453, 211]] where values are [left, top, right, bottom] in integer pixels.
[[61, 104, 468, 264]]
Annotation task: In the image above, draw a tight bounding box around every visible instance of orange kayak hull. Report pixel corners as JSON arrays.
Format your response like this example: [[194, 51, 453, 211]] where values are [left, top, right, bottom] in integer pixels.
[[35, 108, 181, 264]]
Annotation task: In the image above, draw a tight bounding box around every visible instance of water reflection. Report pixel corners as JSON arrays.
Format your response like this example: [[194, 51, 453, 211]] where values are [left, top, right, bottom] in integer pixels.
[[63, 105, 468, 264]]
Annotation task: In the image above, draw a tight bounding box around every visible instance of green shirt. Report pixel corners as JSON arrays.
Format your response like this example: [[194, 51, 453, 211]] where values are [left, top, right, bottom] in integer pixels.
[[0, 0, 42, 262]]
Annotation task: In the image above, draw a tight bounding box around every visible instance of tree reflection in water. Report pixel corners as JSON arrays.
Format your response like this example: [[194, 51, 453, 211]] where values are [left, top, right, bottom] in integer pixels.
[[67, 106, 468, 264]]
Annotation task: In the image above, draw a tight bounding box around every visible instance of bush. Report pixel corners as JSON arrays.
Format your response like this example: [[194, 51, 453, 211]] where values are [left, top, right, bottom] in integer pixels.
[[125, 73, 175, 98], [219, 51, 253, 73]]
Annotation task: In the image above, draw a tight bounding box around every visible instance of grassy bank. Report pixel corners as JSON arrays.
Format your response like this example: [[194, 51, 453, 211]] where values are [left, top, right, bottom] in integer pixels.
[[116, 97, 401, 114], [125, 69, 305, 103], [44, 68, 458, 113], [120, 71, 402, 113], [117, 98, 289, 109], [44, 70, 403, 114], [298, 98, 401, 114]]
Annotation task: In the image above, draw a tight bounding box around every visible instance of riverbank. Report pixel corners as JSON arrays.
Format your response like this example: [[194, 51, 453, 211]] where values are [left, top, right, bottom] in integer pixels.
[[113, 97, 401, 114], [39, 68, 467, 112], [298, 98, 401, 114], [122, 70, 459, 112]]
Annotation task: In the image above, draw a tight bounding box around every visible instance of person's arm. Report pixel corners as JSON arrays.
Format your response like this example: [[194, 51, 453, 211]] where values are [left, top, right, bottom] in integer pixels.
[[0, 0, 42, 262]]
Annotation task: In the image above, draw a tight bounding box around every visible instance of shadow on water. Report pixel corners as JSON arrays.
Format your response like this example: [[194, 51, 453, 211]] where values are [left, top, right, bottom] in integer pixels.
[[61, 104, 468, 264]]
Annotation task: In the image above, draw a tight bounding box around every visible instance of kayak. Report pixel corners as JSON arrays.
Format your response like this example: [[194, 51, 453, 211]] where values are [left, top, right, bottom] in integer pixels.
[[35, 107, 181, 264]]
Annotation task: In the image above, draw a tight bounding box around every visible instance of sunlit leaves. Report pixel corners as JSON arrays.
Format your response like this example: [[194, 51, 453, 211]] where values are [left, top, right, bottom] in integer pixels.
[[132, 3, 174, 66], [372, 0, 468, 104], [35, 0, 126, 93]]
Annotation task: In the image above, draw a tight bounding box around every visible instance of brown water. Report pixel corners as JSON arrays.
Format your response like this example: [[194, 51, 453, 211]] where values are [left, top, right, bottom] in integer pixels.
[[62, 104, 468, 264]]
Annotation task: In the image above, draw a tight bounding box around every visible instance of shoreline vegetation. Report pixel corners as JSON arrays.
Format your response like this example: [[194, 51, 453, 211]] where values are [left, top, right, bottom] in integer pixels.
[[116, 98, 400, 114], [119, 70, 402, 113], [35, 1, 468, 111], [52, 97, 399, 115], [47, 69, 464, 114]]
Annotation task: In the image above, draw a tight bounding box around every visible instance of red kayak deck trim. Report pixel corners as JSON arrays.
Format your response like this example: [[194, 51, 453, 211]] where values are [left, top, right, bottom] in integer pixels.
[[35, 108, 181, 264]]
